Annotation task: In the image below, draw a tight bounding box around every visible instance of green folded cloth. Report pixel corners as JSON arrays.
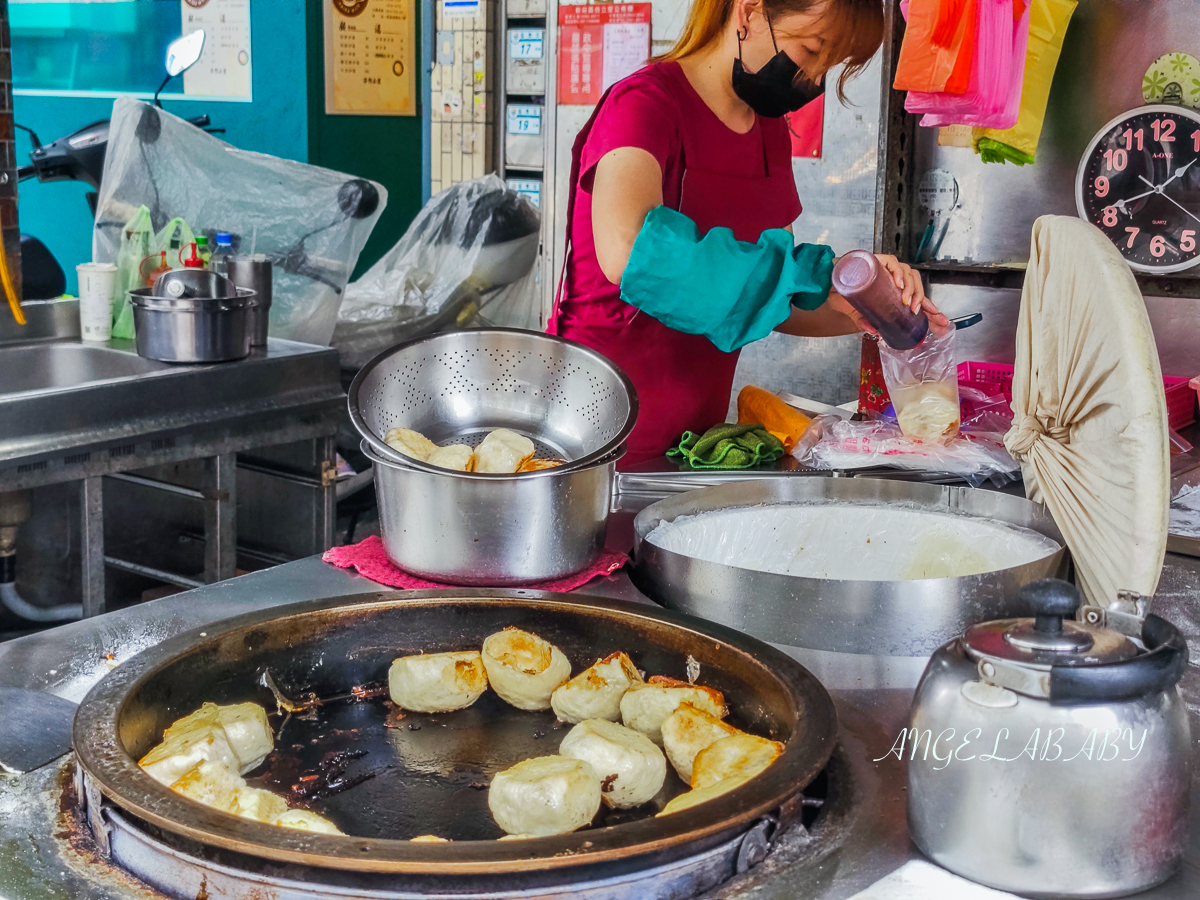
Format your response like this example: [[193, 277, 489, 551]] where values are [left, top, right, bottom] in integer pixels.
[[667, 423, 784, 470]]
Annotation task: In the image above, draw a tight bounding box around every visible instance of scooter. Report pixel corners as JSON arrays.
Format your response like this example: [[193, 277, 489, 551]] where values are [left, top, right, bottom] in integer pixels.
[[15, 30, 220, 298]]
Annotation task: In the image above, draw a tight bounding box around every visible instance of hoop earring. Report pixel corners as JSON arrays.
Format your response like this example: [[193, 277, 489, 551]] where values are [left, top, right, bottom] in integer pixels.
[[736, 25, 749, 40]]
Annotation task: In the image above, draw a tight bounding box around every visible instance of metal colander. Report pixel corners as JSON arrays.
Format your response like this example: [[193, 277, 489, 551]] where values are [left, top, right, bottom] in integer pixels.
[[349, 328, 638, 472]]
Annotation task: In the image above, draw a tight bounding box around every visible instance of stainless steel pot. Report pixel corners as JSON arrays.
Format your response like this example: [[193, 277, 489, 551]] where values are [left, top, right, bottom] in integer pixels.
[[129, 287, 256, 363], [907, 579, 1191, 899], [365, 441, 620, 585]]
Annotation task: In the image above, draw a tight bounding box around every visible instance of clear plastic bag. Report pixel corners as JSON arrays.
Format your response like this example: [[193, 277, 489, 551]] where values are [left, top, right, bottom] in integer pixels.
[[333, 175, 540, 367], [93, 98, 386, 345], [879, 327, 962, 443], [111, 204, 153, 339], [794, 413, 1019, 488]]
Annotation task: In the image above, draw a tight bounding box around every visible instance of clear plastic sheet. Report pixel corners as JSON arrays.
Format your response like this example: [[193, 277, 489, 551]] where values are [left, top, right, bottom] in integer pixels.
[[879, 327, 961, 443], [334, 175, 540, 366], [646, 502, 1060, 581], [93, 98, 386, 346]]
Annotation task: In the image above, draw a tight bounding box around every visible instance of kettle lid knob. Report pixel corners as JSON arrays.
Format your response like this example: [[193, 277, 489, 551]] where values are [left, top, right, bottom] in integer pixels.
[[1020, 579, 1081, 634]]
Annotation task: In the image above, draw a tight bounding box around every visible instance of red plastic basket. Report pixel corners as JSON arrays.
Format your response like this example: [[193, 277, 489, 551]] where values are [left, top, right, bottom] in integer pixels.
[[958, 363, 1197, 431]]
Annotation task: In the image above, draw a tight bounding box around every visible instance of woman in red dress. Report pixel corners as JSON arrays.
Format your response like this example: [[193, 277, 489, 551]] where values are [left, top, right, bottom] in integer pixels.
[[548, 0, 947, 466]]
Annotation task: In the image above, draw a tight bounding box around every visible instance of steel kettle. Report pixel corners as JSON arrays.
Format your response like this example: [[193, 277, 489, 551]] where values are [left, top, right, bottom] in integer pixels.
[[907, 579, 1191, 899]]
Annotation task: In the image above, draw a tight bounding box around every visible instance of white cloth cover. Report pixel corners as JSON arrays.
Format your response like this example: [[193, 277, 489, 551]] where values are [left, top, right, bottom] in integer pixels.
[[1004, 216, 1168, 608]]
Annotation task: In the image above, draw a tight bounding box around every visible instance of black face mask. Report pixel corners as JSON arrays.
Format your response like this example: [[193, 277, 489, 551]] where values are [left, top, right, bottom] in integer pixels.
[[732, 16, 825, 118]]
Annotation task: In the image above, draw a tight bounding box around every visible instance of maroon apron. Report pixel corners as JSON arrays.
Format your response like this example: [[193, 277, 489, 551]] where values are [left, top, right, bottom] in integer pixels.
[[548, 68, 801, 466]]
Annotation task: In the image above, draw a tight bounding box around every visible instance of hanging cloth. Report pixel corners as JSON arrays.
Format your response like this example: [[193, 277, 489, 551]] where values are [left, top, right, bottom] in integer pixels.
[[1004, 216, 1169, 608]]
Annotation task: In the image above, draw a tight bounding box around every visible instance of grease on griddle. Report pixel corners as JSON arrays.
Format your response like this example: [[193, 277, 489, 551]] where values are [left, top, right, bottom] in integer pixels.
[[258, 669, 321, 714]]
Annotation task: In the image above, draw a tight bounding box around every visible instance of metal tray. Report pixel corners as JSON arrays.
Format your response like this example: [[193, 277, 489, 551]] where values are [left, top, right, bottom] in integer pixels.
[[633, 478, 1069, 658], [73, 590, 836, 878]]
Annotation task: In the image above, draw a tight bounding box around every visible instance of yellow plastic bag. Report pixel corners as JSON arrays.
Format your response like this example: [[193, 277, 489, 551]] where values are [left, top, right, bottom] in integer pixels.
[[973, 0, 1077, 163]]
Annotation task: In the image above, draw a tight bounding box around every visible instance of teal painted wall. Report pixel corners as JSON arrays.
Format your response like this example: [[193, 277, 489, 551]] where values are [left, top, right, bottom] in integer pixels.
[[14, 1, 310, 294]]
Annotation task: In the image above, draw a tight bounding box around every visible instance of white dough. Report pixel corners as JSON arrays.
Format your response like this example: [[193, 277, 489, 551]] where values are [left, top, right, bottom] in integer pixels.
[[620, 678, 727, 745], [661, 702, 740, 784], [558, 719, 667, 809], [488, 756, 602, 836], [482, 628, 572, 710], [388, 651, 488, 712], [550, 652, 643, 724], [426, 444, 474, 472], [169, 760, 245, 814], [140, 721, 241, 786], [384, 428, 438, 461], [235, 787, 289, 824], [275, 809, 344, 835], [657, 774, 753, 817], [158, 701, 273, 775], [691, 732, 783, 789], [473, 429, 535, 474]]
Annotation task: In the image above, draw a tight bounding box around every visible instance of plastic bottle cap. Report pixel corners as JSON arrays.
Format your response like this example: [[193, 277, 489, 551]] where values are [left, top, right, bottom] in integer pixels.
[[834, 255, 874, 292], [215, 232, 232, 246]]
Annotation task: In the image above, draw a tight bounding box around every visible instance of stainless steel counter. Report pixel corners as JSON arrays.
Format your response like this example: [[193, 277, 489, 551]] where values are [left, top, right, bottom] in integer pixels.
[[0, 551, 1198, 900]]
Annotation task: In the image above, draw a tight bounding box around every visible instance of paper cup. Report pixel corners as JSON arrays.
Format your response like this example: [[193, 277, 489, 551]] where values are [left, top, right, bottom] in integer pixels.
[[77, 263, 117, 342]]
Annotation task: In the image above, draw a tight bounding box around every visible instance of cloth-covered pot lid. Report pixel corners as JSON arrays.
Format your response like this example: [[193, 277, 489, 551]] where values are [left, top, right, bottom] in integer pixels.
[[1003, 216, 1169, 608]]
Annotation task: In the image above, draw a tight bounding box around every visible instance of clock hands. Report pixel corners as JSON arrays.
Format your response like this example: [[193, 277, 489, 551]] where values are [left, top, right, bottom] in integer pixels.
[[1157, 191, 1200, 226], [1158, 159, 1196, 192], [1111, 161, 1195, 214], [1134, 173, 1200, 225]]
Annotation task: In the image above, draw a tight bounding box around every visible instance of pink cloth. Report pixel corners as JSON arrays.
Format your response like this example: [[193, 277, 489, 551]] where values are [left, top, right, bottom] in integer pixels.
[[548, 61, 802, 468], [322, 535, 628, 591]]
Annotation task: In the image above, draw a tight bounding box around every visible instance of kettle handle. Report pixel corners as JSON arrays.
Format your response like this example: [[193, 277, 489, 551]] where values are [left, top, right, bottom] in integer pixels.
[[1049, 614, 1189, 704]]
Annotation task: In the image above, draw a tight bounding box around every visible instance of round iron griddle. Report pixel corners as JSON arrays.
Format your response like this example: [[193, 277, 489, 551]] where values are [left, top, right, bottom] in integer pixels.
[[73, 590, 836, 877]]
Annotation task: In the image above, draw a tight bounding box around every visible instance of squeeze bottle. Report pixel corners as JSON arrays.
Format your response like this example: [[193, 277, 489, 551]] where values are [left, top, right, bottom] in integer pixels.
[[831, 250, 928, 350]]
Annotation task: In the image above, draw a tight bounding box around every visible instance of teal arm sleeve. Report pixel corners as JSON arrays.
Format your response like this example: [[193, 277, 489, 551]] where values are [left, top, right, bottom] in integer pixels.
[[618, 206, 834, 353]]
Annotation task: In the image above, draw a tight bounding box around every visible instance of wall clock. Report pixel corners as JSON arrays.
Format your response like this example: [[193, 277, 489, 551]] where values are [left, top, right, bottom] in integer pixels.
[[1076, 104, 1200, 273]]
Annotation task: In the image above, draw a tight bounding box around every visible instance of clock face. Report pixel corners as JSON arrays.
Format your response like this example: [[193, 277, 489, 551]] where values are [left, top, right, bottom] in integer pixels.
[[1076, 105, 1200, 273]]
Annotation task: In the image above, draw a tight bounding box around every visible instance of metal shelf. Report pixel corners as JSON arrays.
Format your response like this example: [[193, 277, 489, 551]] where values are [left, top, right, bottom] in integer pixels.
[[915, 261, 1200, 299]]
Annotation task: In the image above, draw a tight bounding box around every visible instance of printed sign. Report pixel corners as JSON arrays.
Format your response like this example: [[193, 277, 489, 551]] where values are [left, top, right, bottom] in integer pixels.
[[558, 3, 652, 105], [506, 104, 543, 135], [181, 0, 252, 99], [324, 0, 417, 116], [509, 29, 545, 61]]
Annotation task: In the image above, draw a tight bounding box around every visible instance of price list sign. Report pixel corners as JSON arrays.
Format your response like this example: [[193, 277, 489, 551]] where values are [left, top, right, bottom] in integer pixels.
[[558, 3, 652, 105], [181, 0, 252, 99], [324, 0, 416, 116]]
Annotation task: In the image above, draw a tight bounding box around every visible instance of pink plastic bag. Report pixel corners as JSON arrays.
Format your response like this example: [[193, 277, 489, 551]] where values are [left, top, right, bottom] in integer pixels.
[[906, 0, 1030, 129]]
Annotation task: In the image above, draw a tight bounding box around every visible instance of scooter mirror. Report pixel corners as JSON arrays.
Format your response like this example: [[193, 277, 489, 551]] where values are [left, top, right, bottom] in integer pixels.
[[165, 30, 206, 77]]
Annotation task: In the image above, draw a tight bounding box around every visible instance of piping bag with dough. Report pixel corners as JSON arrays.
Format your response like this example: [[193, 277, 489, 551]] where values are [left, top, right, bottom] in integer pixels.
[[1004, 216, 1168, 607]]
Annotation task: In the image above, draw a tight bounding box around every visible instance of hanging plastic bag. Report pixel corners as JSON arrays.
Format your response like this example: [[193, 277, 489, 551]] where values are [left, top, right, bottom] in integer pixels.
[[973, 0, 1078, 164], [893, 0, 979, 95], [94, 98, 385, 345], [333, 175, 541, 369], [878, 326, 962, 443], [111, 205, 153, 339], [908, 0, 1030, 130], [153, 217, 196, 266]]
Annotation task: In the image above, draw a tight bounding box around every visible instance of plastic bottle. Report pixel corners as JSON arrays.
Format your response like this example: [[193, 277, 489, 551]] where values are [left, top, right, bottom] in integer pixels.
[[141, 251, 171, 287], [210, 232, 235, 277], [194, 234, 211, 266], [831, 250, 928, 351], [182, 242, 205, 269]]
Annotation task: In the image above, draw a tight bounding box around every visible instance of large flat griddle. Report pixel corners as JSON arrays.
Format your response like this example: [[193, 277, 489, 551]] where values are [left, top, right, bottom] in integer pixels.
[[74, 590, 836, 878]]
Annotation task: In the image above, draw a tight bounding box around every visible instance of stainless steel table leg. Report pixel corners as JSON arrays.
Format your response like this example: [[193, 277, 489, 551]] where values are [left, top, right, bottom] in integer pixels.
[[81, 477, 105, 618], [203, 454, 237, 583], [318, 436, 336, 551]]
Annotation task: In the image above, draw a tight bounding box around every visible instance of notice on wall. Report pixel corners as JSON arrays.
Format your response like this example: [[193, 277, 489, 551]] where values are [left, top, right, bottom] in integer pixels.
[[324, 0, 416, 116], [558, 4, 652, 105], [181, 0, 252, 99]]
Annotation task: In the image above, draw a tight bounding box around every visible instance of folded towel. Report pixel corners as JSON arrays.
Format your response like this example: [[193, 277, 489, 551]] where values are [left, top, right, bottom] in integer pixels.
[[323, 536, 627, 590], [668, 423, 784, 469]]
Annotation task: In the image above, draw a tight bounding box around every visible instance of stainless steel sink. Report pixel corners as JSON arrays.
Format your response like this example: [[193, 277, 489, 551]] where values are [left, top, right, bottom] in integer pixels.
[[2, 342, 165, 394]]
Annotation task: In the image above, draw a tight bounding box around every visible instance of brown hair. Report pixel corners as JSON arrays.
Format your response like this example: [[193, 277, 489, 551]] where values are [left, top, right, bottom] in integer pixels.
[[657, 0, 884, 103]]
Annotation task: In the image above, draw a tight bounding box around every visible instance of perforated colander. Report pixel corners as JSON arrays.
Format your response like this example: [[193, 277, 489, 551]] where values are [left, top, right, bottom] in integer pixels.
[[348, 328, 638, 474]]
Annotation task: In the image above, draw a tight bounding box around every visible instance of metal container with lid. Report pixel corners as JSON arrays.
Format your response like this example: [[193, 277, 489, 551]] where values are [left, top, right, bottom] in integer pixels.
[[908, 579, 1191, 899], [129, 269, 256, 363]]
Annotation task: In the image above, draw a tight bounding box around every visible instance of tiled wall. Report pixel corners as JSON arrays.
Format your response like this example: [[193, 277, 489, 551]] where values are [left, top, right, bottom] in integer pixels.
[[0, 0, 19, 301]]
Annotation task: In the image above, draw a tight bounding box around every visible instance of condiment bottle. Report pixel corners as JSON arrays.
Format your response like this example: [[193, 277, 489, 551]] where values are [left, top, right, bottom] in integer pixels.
[[210, 232, 235, 276], [182, 242, 205, 269], [831, 250, 928, 350], [194, 234, 211, 265], [141, 251, 171, 287]]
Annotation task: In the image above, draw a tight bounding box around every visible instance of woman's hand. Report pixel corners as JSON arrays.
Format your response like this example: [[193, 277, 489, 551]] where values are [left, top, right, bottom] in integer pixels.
[[874, 254, 951, 331]]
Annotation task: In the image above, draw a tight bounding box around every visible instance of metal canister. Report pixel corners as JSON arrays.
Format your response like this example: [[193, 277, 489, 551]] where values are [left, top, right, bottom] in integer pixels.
[[225, 255, 273, 347]]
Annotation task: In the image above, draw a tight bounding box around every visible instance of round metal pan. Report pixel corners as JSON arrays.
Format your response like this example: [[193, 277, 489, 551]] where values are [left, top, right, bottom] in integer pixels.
[[633, 478, 1069, 657], [74, 590, 836, 877]]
